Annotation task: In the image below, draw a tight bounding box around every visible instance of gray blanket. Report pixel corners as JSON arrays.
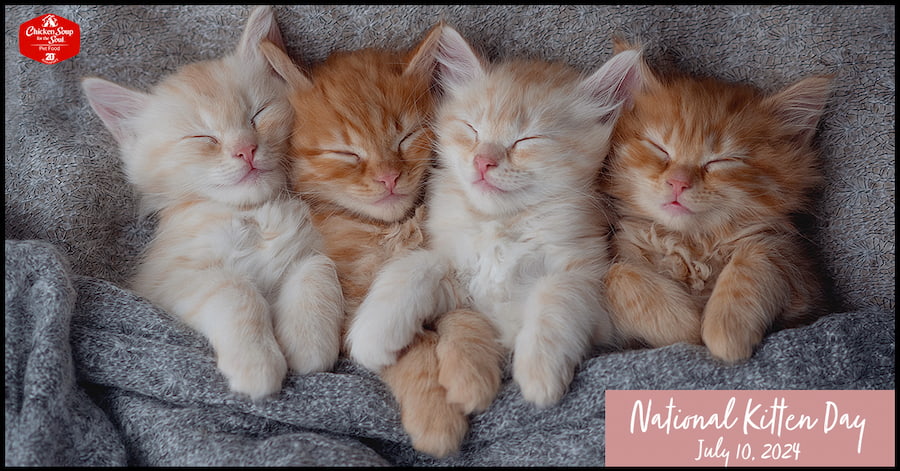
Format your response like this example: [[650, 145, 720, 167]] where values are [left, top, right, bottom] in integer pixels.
[[5, 5, 894, 466]]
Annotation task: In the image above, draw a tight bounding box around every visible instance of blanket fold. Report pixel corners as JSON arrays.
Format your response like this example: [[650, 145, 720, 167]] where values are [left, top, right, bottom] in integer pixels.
[[5, 240, 127, 466], [5, 239, 894, 466]]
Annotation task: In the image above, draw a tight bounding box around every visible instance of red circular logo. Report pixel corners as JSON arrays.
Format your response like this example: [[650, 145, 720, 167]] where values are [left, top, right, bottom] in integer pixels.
[[19, 14, 81, 65]]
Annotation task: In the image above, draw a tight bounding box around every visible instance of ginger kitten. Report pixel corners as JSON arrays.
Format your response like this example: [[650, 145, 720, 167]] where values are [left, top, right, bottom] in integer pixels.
[[347, 26, 641, 408], [603, 43, 831, 363], [262, 24, 503, 457], [81, 6, 344, 400]]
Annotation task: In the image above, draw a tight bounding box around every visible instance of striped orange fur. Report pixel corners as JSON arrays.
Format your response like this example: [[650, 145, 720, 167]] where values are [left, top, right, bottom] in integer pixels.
[[603, 43, 831, 363]]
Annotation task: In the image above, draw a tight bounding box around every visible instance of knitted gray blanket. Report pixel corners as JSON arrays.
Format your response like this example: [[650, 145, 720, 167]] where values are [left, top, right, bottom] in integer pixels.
[[5, 5, 894, 466]]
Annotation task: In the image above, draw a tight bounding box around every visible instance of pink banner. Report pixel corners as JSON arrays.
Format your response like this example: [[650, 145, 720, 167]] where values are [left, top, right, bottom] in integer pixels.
[[606, 390, 894, 467]]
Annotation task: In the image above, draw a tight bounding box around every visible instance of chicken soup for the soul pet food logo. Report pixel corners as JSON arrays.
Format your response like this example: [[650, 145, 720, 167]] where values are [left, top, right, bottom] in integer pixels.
[[19, 14, 81, 64]]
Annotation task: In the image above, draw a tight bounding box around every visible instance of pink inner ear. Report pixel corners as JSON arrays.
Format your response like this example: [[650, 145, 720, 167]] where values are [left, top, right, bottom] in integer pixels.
[[436, 26, 484, 87], [237, 6, 286, 62], [404, 23, 443, 79], [768, 77, 831, 142], [582, 49, 643, 122], [82, 78, 148, 143]]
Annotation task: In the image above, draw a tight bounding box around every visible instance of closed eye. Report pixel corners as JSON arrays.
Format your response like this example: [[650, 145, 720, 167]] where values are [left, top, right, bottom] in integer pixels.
[[463, 122, 478, 141], [398, 127, 425, 152], [186, 135, 219, 145], [322, 150, 361, 164], [703, 157, 742, 171], [510, 135, 545, 150], [251, 103, 271, 127], [641, 139, 669, 161]]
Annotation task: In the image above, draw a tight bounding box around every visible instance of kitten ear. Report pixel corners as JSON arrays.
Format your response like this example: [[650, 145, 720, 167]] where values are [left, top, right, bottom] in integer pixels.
[[764, 75, 832, 145], [236, 5, 286, 62], [81, 77, 149, 144], [435, 24, 486, 88], [238, 6, 311, 90], [611, 39, 664, 94], [259, 39, 313, 91], [404, 21, 443, 79], [580, 48, 643, 123]]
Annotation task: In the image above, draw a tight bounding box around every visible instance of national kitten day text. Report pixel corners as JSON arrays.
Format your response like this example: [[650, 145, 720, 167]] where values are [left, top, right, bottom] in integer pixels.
[[605, 390, 894, 467], [630, 396, 864, 466], [631, 396, 865, 449]]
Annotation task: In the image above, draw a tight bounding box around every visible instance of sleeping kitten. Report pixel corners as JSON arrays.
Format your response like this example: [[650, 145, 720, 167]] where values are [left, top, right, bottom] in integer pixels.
[[346, 25, 642, 408], [261, 24, 503, 456], [80, 6, 343, 400], [602, 42, 830, 363]]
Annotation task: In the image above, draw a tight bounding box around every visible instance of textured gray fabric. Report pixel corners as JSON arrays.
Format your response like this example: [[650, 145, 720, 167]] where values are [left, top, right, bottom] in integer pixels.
[[5, 239, 894, 466], [5, 4, 895, 466]]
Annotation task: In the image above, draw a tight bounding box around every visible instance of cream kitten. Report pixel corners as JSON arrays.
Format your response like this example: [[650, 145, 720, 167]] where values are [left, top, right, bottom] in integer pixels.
[[347, 26, 642, 407], [80, 6, 343, 400]]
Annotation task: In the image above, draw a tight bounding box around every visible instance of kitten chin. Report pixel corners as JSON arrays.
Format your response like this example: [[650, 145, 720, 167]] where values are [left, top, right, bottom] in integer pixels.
[[346, 189, 422, 225], [205, 165, 288, 209]]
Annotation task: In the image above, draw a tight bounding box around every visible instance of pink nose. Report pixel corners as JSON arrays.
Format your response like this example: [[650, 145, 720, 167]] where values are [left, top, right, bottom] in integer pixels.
[[666, 176, 691, 197], [475, 155, 498, 178], [376, 171, 400, 193], [234, 144, 257, 166]]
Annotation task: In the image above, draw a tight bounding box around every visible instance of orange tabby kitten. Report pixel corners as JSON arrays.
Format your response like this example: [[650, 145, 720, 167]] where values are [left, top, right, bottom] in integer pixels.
[[261, 25, 503, 457], [603, 43, 831, 363]]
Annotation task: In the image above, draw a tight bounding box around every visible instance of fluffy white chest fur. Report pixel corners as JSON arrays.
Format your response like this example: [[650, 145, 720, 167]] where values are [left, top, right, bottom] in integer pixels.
[[132, 195, 343, 400], [347, 175, 614, 407], [433, 199, 556, 347], [211, 198, 324, 294], [138, 197, 323, 302]]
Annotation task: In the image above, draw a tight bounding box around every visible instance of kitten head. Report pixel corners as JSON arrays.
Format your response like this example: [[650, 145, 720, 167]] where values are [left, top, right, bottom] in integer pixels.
[[81, 6, 297, 211], [281, 24, 442, 224], [433, 25, 642, 217], [606, 48, 830, 234]]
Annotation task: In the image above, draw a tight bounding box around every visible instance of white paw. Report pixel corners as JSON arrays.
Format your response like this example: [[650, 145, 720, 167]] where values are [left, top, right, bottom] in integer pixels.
[[347, 249, 446, 371], [346, 315, 401, 372], [274, 255, 343, 374], [347, 290, 426, 372], [512, 348, 573, 408], [284, 340, 339, 375], [217, 341, 287, 400]]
